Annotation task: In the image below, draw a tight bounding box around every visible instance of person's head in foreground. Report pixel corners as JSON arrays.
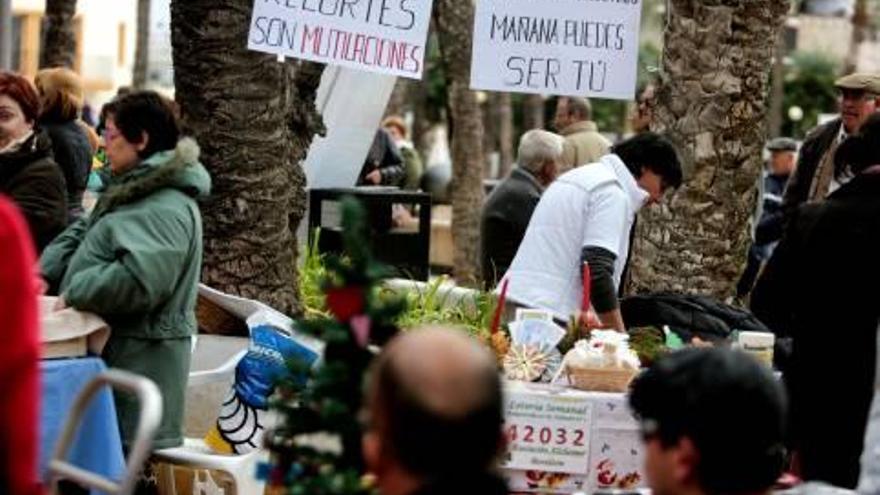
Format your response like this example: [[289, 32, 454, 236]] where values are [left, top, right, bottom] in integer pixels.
[[517, 129, 564, 186], [104, 91, 180, 174], [362, 327, 507, 495], [630, 348, 787, 495], [612, 132, 683, 205]]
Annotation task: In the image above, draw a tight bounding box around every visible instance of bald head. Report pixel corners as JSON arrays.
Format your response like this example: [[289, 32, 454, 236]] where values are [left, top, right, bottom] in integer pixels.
[[364, 327, 503, 479]]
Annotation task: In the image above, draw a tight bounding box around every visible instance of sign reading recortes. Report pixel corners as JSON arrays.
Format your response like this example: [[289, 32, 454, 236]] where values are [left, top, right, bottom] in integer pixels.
[[248, 0, 434, 79]]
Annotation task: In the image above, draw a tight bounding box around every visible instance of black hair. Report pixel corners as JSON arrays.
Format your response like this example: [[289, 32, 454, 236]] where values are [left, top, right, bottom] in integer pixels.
[[373, 351, 504, 479], [96, 98, 120, 135], [630, 348, 787, 494], [611, 132, 683, 189], [835, 112, 880, 177], [112, 91, 180, 158]]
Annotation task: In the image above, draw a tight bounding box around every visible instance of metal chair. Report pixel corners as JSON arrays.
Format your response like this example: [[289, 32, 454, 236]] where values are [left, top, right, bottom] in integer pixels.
[[47, 369, 163, 495]]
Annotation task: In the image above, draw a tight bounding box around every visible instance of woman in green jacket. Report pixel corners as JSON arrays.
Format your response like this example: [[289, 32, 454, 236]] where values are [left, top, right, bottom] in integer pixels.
[[41, 91, 211, 449]]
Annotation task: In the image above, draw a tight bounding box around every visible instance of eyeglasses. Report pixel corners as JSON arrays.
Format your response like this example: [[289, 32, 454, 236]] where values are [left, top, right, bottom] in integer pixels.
[[839, 90, 878, 102]]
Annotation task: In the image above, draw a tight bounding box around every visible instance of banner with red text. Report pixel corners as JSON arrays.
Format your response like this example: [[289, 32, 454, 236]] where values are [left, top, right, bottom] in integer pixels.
[[248, 0, 433, 79]]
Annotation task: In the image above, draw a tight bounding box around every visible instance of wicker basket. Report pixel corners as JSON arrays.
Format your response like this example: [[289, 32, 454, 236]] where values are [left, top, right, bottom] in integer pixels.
[[565, 365, 638, 392]]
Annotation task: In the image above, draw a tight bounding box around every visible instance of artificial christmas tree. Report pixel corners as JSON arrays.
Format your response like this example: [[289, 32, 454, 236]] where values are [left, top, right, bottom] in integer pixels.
[[260, 197, 406, 494]]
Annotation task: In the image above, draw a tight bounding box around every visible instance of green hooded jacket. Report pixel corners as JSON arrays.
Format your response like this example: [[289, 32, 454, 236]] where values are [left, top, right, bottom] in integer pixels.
[[41, 138, 211, 448]]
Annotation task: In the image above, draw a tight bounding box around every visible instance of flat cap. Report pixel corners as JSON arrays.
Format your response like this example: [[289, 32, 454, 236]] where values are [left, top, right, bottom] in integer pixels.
[[835, 73, 880, 94], [766, 137, 798, 152]]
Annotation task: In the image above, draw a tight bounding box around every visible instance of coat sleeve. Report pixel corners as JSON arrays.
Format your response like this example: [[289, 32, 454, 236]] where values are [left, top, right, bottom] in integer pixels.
[[378, 132, 406, 186], [751, 209, 803, 338], [63, 208, 193, 315], [754, 210, 785, 245], [39, 216, 89, 294], [7, 164, 68, 252], [781, 124, 830, 215]]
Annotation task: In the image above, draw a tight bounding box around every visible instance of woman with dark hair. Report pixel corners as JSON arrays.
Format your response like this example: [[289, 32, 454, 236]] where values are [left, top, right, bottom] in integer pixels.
[[0, 71, 67, 252], [35, 68, 92, 221], [752, 113, 880, 488], [41, 91, 211, 450]]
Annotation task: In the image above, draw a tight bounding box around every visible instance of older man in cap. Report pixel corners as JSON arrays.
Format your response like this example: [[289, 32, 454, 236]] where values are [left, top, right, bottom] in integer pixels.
[[782, 73, 880, 213], [737, 137, 798, 298]]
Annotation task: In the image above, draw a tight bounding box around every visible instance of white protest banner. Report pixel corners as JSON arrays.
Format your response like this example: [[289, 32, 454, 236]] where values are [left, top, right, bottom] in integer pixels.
[[470, 0, 643, 100], [502, 382, 594, 474], [248, 0, 433, 79]]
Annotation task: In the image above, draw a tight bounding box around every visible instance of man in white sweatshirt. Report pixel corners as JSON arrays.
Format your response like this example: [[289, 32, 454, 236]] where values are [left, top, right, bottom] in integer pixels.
[[500, 133, 682, 330]]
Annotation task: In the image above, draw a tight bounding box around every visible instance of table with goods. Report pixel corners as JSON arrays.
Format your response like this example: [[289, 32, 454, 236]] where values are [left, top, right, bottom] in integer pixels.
[[488, 267, 777, 495]]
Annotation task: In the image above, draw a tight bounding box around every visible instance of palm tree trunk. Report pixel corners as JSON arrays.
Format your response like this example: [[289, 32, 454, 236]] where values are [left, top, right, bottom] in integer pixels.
[[133, 0, 151, 89], [627, 0, 790, 300], [434, 0, 485, 286], [522, 94, 545, 131], [767, 34, 786, 138], [497, 92, 514, 177], [486, 92, 514, 178], [171, 0, 325, 315], [844, 0, 869, 74], [385, 78, 410, 117], [40, 0, 77, 68]]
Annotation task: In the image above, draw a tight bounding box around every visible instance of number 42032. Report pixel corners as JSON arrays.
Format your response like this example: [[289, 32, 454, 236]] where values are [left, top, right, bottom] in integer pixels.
[[505, 424, 586, 447]]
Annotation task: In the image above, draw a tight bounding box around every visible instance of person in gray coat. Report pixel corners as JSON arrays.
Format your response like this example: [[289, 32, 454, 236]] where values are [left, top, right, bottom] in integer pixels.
[[480, 129, 563, 286]]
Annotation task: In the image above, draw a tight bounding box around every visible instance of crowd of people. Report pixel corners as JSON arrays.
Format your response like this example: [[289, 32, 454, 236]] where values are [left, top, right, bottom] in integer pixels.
[[2, 61, 880, 495], [477, 72, 880, 492], [0, 69, 208, 493]]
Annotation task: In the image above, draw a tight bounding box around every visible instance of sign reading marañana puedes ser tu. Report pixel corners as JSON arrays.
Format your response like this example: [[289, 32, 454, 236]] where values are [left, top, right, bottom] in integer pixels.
[[470, 0, 643, 100], [248, 0, 434, 79]]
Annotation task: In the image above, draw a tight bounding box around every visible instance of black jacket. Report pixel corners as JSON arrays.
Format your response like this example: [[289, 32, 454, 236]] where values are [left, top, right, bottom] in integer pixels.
[[754, 172, 790, 246], [621, 292, 771, 343], [752, 170, 880, 488], [358, 129, 405, 186], [411, 473, 508, 495], [480, 167, 543, 286], [0, 131, 68, 252], [41, 119, 92, 221], [782, 119, 841, 211]]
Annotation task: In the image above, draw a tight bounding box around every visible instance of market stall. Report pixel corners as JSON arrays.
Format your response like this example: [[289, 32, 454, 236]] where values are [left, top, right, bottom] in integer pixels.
[[39, 298, 125, 491]]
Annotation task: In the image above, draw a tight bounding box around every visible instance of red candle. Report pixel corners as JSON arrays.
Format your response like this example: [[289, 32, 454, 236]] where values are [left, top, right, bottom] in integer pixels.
[[490, 277, 509, 334], [581, 262, 591, 312]]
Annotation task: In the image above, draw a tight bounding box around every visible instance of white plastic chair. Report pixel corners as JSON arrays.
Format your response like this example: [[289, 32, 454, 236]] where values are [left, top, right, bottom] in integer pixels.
[[47, 369, 163, 495], [152, 345, 269, 495]]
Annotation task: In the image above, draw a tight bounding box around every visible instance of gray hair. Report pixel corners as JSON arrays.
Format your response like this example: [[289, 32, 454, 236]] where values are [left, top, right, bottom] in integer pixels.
[[518, 129, 564, 172], [565, 96, 592, 120]]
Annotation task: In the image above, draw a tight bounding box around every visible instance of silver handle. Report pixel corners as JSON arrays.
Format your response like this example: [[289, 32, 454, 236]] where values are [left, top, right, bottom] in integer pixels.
[[48, 369, 163, 495]]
